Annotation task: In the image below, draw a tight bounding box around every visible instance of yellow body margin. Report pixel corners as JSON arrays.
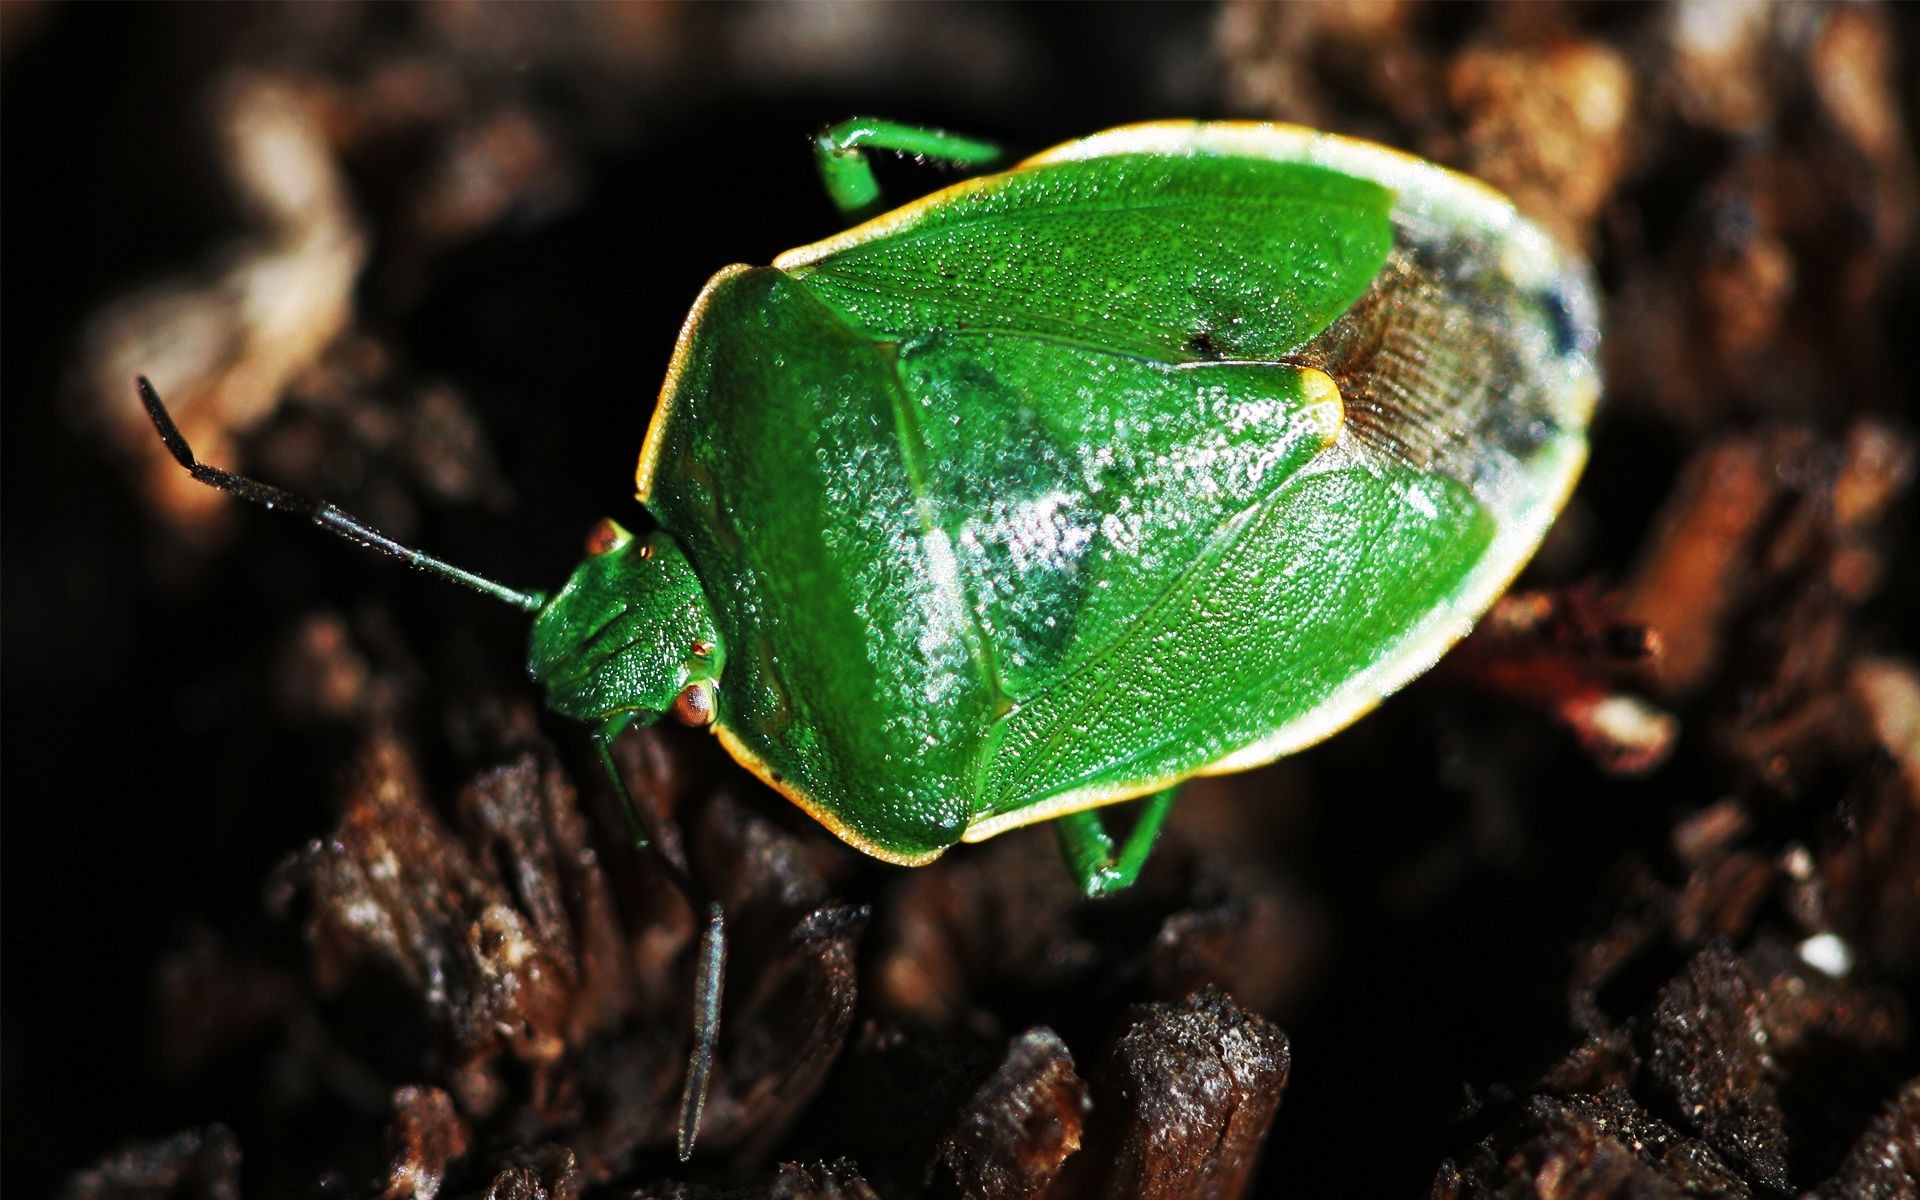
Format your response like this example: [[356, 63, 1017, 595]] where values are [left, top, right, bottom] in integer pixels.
[[961, 771, 1196, 845], [710, 722, 947, 867], [773, 120, 1518, 273], [636, 263, 755, 503]]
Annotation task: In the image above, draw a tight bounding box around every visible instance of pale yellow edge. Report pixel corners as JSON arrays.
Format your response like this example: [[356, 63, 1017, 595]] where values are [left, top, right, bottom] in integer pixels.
[[634, 263, 757, 503], [711, 722, 948, 867], [773, 119, 1524, 273], [961, 770, 1199, 844], [1020, 120, 1517, 212]]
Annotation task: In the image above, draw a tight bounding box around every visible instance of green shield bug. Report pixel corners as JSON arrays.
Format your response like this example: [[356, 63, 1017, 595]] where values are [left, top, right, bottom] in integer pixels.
[[140, 117, 1599, 1158]]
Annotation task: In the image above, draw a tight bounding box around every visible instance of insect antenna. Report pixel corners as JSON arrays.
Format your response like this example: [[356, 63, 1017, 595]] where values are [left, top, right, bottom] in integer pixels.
[[144, 376, 733, 1157], [138, 377, 546, 613]]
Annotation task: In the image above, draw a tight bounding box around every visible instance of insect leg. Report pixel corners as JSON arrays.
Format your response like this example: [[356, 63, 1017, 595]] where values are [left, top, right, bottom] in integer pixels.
[[1053, 786, 1180, 898], [812, 117, 1001, 222], [593, 724, 726, 1162]]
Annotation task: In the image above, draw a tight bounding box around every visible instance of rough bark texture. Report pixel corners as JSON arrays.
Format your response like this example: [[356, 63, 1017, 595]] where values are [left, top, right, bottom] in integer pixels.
[[4, 3, 1915, 1198]]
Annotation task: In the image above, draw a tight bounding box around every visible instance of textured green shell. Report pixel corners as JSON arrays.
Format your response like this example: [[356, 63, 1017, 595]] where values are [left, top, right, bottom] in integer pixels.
[[635, 121, 1598, 864]]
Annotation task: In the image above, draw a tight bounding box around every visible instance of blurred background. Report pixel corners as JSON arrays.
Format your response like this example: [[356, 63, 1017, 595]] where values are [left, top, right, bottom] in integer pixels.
[[4, 3, 1916, 1197]]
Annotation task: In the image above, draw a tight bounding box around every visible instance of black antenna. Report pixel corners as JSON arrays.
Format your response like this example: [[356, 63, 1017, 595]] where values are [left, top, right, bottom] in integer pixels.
[[138, 377, 546, 613], [145, 375, 729, 1158]]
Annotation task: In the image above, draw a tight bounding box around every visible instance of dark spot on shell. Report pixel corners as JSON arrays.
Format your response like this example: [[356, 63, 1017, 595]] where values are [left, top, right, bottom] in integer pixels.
[[1540, 286, 1581, 358], [1186, 328, 1228, 360]]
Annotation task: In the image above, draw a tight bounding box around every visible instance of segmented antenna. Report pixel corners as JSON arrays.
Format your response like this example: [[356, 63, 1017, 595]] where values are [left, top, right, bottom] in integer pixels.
[[141, 375, 731, 1159], [137, 377, 546, 613]]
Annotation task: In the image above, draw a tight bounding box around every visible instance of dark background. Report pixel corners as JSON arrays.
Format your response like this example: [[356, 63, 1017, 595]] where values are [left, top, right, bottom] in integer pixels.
[[5, 3, 1916, 1198]]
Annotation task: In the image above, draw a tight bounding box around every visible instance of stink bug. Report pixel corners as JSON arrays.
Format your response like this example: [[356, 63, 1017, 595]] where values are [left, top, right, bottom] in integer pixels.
[[141, 117, 1599, 1158]]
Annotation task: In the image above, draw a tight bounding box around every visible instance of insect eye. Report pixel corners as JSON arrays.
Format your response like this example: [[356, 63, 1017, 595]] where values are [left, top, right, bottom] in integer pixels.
[[671, 680, 715, 727], [584, 519, 627, 556]]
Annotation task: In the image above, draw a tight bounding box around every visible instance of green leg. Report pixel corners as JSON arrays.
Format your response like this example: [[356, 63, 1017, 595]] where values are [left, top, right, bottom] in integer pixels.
[[813, 116, 1002, 222], [594, 721, 726, 1163], [1055, 786, 1179, 899]]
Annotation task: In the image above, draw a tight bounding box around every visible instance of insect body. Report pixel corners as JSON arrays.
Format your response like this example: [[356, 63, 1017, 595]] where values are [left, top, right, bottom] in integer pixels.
[[544, 119, 1597, 883], [142, 118, 1599, 1156]]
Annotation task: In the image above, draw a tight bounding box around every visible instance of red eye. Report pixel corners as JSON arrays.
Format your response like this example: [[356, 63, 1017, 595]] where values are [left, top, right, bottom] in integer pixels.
[[671, 681, 715, 727], [584, 519, 624, 556]]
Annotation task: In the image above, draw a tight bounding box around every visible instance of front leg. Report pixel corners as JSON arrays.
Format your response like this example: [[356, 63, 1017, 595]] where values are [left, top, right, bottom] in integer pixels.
[[1054, 786, 1180, 898], [593, 722, 726, 1162], [813, 116, 1002, 222]]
